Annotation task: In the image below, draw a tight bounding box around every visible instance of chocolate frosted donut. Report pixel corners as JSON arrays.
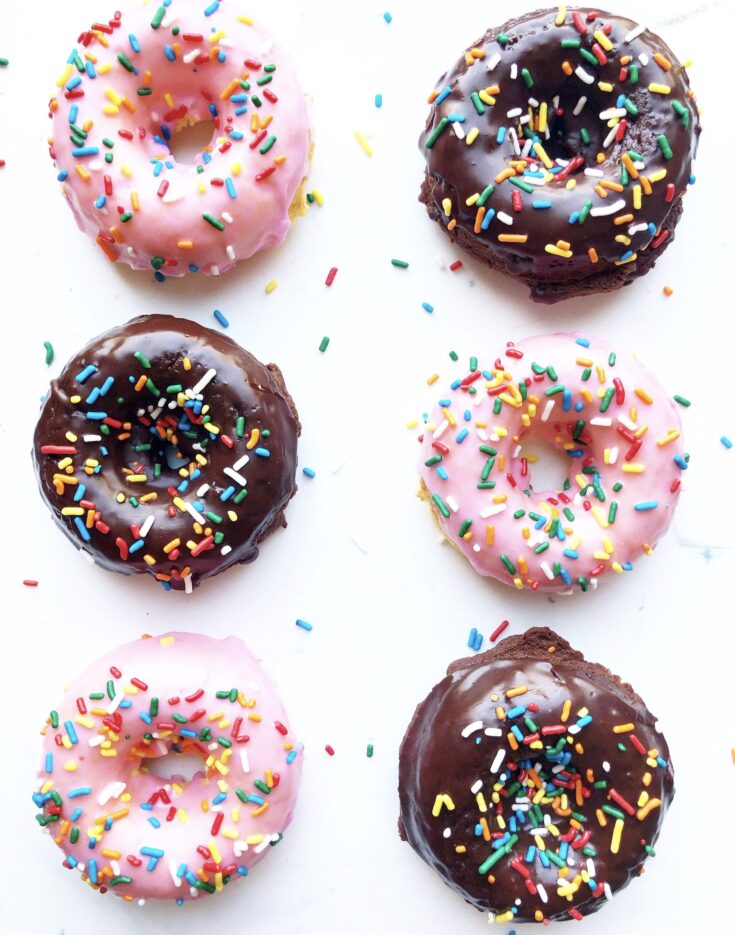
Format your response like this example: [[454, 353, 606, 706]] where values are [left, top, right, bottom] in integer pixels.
[[33, 314, 300, 591], [399, 627, 673, 924], [419, 7, 700, 302]]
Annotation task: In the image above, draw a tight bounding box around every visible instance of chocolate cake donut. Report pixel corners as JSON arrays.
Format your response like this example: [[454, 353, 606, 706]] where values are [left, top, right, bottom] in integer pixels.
[[399, 627, 673, 923], [419, 7, 701, 302], [33, 314, 300, 591]]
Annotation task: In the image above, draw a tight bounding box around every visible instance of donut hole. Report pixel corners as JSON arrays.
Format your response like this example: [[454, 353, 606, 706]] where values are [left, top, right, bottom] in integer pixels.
[[518, 439, 571, 496], [168, 118, 217, 164], [146, 750, 204, 783], [122, 426, 207, 482]]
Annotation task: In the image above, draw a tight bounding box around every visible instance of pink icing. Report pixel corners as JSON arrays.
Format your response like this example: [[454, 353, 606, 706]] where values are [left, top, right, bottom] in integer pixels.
[[49, 1, 311, 276], [418, 332, 686, 594], [34, 632, 303, 901]]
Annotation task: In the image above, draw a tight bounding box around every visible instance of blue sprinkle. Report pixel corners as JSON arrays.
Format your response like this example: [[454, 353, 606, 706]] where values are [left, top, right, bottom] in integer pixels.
[[129, 540, 145, 554], [71, 146, 100, 157], [563, 549, 579, 559], [217, 50, 226, 63], [383, 11, 392, 23], [496, 126, 507, 144], [76, 364, 98, 383], [212, 793, 227, 805], [619, 249, 634, 262], [507, 705, 526, 718], [208, 104, 218, 119], [436, 466, 448, 479], [204, 1, 220, 16], [622, 562, 633, 571], [447, 114, 465, 123], [45, 753, 53, 774], [689, 174, 696, 185], [229, 129, 244, 140], [562, 388, 572, 411], [634, 501, 658, 511], [66, 76, 82, 91], [70, 807, 82, 821], [74, 517, 92, 542], [286, 749, 298, 764], [532, 200, 552, 209], [179, 728, 197, 738], [85, 411, 107, 420], [225, 177, 237, 198], [481, 208, 495, 230], [85, 61, 96, 79], [139, 711, 152, 724], [68, 787, 92, 798], [575, 337, 590, 347], [375, 93, 383, 108], [213, 309, 229, 328], [68, 104, 78, 124], [154, 271, 166, 282], [64, 721, 79, 744], [467, 627, 478, 648], [576, 714, 593, 728], [421, 301, 434, 314], [234, 105, 248, 116], [67, 856, 78, 868], [568, 211, 580, 224], [86, 387, 100, 405], [177, 863, 187, 879], [248, 794, 265, 806], [231, 93, 248, 103], [141, 847, 164, 858], [57, 169, 69, 182], [237, 866, 249, 876], [94, 195, 106, 209], [674, 454, 688, 470], [74, 484, 86, 502], [254, 447, 270, 458], [164, 45, 176, 62], [560, 567, 571, 585], [302, 467, 316, 478], [455, 428, 468, 445], [295, 619, 313, 631], [721, 436, 733, 449], [129, 34, 141, 53], [88, 859, 98, 884]]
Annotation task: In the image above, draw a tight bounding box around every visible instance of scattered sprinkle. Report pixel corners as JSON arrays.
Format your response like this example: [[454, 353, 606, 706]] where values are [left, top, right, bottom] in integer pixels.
[[366, 744, 374, 758], [295, 619, 313, 631], [354, 131, 373, 157], [449, 260, 463, 271], [23, 579, 39, 588], [302, 467, 316, 479], [662, 286, 673, 296], [391, 258, 409, 269], [212, 309, 229, 328], [325, 267, 338, 287], [422, 302, 434, 314], [325, 744, 335, 756], [721, 436, 733, 450], [43, 341, 55, 366], [383, 12, 392, 24], [489, 619, 510, 642], [318, 336, 330, 353], [375, 93, 383, 108], [265, 279, 278, 294]]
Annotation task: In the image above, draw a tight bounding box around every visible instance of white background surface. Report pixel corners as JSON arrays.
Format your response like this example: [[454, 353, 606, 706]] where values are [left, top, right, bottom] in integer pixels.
[[0, 1, 733, 933]]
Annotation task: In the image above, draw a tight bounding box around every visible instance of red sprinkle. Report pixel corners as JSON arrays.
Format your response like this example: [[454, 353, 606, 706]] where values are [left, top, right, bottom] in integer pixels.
[[489, 619, 510, 642], [449, 260, 463, 271], [325, 744, 335, 756], [23, 579, 39, 587], [325, 266, 338, 286]]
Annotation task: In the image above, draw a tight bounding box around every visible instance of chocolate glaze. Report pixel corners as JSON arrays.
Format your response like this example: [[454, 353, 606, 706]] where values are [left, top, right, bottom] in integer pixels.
[[419, 7, 700, 302], [399, 628, 673, 923], [32, 314, 300, 590]]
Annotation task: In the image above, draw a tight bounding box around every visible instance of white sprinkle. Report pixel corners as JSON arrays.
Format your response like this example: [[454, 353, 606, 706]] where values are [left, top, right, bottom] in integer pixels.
[[183, 48, 201, 64], [461, 720, 483, 738], [443, 827, 452, 838], [169, 858, 183, 886], [83, 434, 102, 442], [432, 419, 449, 440], [223, 466, 247, 486], [506, 107, 523, 119], [184, 574, 193, 595], [240, 749, 250, 773], [472, 543, 481, 553], [540, 400, 555, 422], [590, 417, 612, 427], [226, 244, 236, 261], [618, 414, 637, 431], [211, 265, 221, 275], [97, 781, 126, 806], [162, 187, 186, 205], [486, 52, 501, 72], [233, 453, 250, 471], [484, 727, 503, 737], [89, 734, 105, 747], [107, 691, 125, 715], [446, 495, 460, 513], [638, 52, 649, 66], [599, 107, 626, 120], [607, 446, 619, 464], [603, 760, 611, 772], [540, 561, 554, 580], [184, 502, 205, 524], [602, 124, 619, 148], [139, 515, 155, 538], [490, 748, 506, 773], [480, 503, 507, 519], [590, 198, 626, 217], [625, 23, 646, 42], [191, 368, 217, 395], [233, 840, 249, 857], [221, 545, 232, 556], [518, 114, 531, 125], [452, 122, 466, 140], [537, 884, 549, 904], [604, 882, 614, 900], [510, 63, 518, 80], [222, 211, 234, 224], [471, 779, 483, 794], [196, 483, 210, 497], [575, 65, 595, 85], [584, 168, 604, 178], [497, 211, 513, 225], [573, 95, 587, 116], [628, 222, 650, 235]]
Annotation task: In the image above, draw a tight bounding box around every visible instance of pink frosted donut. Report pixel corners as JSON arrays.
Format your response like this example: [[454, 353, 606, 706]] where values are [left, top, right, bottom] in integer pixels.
[[33, 632, 303, 903], [49, 1, 311, 277], [417, 332, 688, 594]]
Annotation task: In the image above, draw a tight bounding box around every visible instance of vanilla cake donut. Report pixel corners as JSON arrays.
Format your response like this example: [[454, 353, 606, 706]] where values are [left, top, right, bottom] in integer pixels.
[[49, 1, 311, 277]]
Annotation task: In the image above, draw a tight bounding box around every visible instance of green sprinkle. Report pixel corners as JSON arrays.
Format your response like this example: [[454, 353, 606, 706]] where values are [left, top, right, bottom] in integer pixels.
[[70, 826, 79, 844], [431, 493, 450, 519], [497, 33, 509, 46], [470, 91, 485, 115], [449, 350, 459, 361], [105, 152, 113, 163], [629, 63, 639, 84], [236, 416, 246, 438], [134, 351, 151, 369], [137, 88, 153, 96], [509, 177, 534, 194], [366, 744, 374, 758], [259, 134, 277, 154], [478, 845, 511, 874], [561, 39, 581, 49], [602, 804, 626, 820], [172, 713, 188, 724], [608, 501, 618, 524], [458, 518, 472, 537], [477, 183, 495, 207], [0, 57, 9, 67], [119, 211, 133, 223], [608, 352, 617, 366], [579, 48, 599, 67], [599, 387, 615, 413], [43, 341, 54, 365], [318, 336, 330, 353], [254, 779, 271, 795], [657, 134, 673, 160], [624, 98, 639, 117], [117, 52, 135, 73], [534, 542, 550, 554], [206, 511, 223, 524], [545, 384, 565, 397], [264, 64, 277, 73], [149, 697, 159, 717], [673, 394, 691, 407], [251, 94, 262, 107], [581, 367, 592, 381], [672, 100, 689, 127], [424, 116, 449, 149], [521, 67, 534, 87], [391, 258, 409, 268], [256, 74, 273, 86], [151, 5, 166, 29], [202, 213, 225, 231], [50, 710, 60, 728], [500, 553, 516, 575], [579, 127, 591, 145], [233, 488, 248, 504], [102, 138, 114, 149]]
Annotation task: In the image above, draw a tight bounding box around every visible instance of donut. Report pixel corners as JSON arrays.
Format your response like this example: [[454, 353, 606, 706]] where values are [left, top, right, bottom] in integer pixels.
[[398, 627, 673, 924], [33, 314, 300, 591], [49, 1, 311, 278], [416, 332, 687, 593], [33, 631, 302, 902], [419, 6, 700, 302]]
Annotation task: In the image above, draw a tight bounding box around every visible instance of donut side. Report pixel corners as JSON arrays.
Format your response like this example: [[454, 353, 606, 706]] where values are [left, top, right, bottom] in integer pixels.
[[398, 627, 674, 923]]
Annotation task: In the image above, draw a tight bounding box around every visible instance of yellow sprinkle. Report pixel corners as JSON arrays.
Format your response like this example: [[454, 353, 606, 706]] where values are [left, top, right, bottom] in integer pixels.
[[656, 430, 680, 446], [160, 636, 175, 646], [622, 463, 645, 474], [265, 279, 278, 294], [610, 818, 624, 854], [533, 142, 553, 169], [120, 165, 133, 178], [594, 30, 614, 51], [237, 14, 254, 25], [466, 127, 479, 146], [555, 5, 567, 26], [597, 81, 614, 93], [648, 83, 671, 94], [354, 131, 373, 157]]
